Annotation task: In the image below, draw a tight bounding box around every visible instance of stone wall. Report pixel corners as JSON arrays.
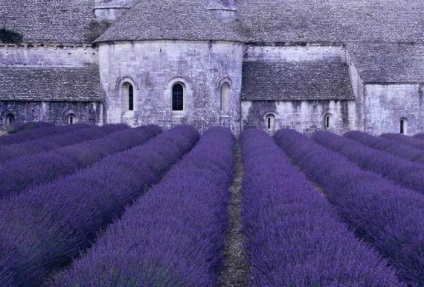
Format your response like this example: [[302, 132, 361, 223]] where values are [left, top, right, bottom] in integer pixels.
[[0, 101, 102, 129], [99, 40, 243, 134], [0, 44, 102, 129], [347, 53, 366, 131], [244, 45, 346, 63], [0, 44, 98, 67], [364, 84, 424, 135], [240, 45, 355, 135], [241, 100, 356, 135]]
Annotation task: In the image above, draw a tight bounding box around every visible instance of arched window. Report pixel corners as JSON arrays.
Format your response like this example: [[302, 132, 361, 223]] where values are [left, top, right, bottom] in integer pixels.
[[220, 82, 230, 113], [400, 118, 408, 134], [265, 114, 275, 131], [5, 114, 15, 128], [324, 113, 332, 130], [128, 85, 134, 111], [122, 82, 134, 113], [172, 83, 184, 111], [67, 113, 77, 125]]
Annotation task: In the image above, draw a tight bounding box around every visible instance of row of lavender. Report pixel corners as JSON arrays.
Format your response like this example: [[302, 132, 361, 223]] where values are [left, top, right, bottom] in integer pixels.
[[0, 125, 163, 199], [0, 124, 128, 164], [275, 129, 424, 285], [0, 126, 200, 286], [51, 127, 235, 286], [312, 131, 424, 194], [345, 131, 424, 164], [241, 129, 400, 286], [6, 122, 54, 133], [2, 124, 424, 286], [0, 123, 90, 146]]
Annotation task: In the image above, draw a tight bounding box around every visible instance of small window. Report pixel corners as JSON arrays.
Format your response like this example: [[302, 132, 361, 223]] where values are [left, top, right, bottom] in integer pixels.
[[172, 83, 184, 111], [67, 113, 77, 125], [5, 114, 15, 128], [400, 118, 408, 134], [265, 114, 275, 131], [122, 82, 134, 113], [128, 85, 134, 111], [324, 114, 332, 130], [220, 82, 230, 113]]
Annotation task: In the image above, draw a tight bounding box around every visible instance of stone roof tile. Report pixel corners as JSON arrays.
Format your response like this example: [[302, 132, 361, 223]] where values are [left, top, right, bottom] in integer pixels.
[[241, 59, 354, 101], [99, 0, 424, 44], [0, 0, 96, 43], [0, 66, 101, 102], [346, 43, 424, 83]]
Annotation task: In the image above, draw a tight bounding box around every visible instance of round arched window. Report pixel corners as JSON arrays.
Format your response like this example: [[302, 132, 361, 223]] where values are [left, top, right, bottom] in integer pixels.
[[324, 113, 332, 130], [265, 114, 276, 131], [122, 82, 134, 114], [67, 113, 77, 125], [172, 83, 184, 111], [400, 117, 408, 134], [220, 82, 231, 113]]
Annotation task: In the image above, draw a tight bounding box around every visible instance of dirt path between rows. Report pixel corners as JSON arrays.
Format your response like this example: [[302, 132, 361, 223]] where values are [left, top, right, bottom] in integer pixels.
[[219, 144, 248, 287]]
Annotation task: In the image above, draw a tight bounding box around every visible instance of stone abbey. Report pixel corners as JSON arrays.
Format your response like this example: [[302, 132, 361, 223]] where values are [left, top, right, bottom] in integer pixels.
[[0, 0, 423, 135]]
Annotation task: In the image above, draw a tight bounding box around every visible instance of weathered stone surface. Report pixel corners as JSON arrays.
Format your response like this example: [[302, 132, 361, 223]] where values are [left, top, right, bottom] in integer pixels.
[[99, 41, 243, 134], [242, 100, 355, 135], [0, 1, 423, 135], [0, 66, 101, 102], [242, 48, 353, 101], [0, 101, 102, 129], [364, 84, 424, 135], [98, 0, 424, 44], [0, 0, 96, 43]]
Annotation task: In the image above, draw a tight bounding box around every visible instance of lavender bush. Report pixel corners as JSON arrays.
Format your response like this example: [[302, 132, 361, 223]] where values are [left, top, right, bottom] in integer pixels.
[[381, 133, 424, 150], [7, 122, 54, 133], [0, 124, 127, 164], [0, 125, 161, 199], [0, 125, 199, 287], [0, 123, 90, 146], [313, 131, 424, 195], [275, 129, 424, 285], [241, 129, 400, 286], [345, 130, 424, 164], [414, 134, 424, 140], [51, 127, 234, 287]]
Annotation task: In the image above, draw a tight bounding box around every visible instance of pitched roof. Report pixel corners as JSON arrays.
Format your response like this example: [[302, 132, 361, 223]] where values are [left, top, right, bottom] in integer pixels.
[[98, 0, 424, 44], [346, 43, 424, 83], [96, 0, 243, 43], [235, 0, 423, 44], [0, 0, 96, 43], [0, 66, 101, 102], [241, 59, 354, 101]]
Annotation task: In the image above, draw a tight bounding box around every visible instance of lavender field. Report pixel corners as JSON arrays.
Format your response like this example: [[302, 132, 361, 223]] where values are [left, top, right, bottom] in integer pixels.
[[0, 124, 424, 286]]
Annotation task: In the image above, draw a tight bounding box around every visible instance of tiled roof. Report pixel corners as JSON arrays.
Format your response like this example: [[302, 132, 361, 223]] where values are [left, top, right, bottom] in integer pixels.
[[241, 59, 354, 101], [0, 0, 96, 43], [98, 0, 424, 44], [0, 66, 101, 102], [346, 43, 424, 83]]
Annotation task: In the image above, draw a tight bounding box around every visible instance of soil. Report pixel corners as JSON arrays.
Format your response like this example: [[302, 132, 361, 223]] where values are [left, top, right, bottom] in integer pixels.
[[218, 145, 248, 287]]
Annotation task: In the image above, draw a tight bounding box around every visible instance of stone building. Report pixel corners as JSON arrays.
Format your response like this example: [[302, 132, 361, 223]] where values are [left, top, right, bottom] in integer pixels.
[[0, 0, 423, 135]]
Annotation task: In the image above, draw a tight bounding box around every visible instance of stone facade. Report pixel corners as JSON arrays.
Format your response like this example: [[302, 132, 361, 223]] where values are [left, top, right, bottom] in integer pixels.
[[99, 41, 243, 134], [0, 0, 423, 135], [364, 84, 424, 135], [0, 101, 102, 126], [242, 100, 355, 136], [0, 44, 103, 129]]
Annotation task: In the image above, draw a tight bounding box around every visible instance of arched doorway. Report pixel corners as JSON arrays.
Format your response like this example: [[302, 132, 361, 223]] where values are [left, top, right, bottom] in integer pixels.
[[5, 113, 15, 129], [67, 113, 77, 125], [400, 118, 408, 134]]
